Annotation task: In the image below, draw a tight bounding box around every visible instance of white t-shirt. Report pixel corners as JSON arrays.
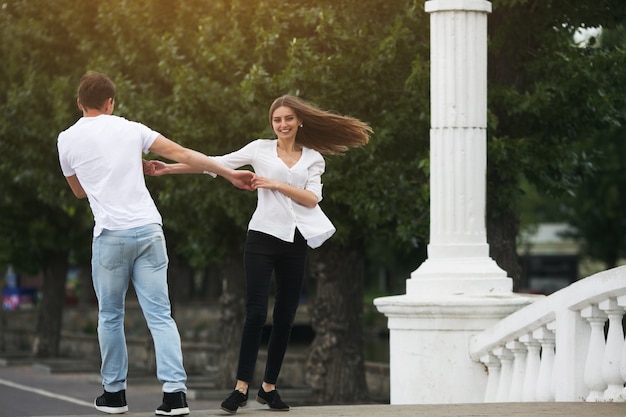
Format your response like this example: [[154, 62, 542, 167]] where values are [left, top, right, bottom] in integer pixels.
[[57, 114, 162, 237], [211, 139, 336, 249]]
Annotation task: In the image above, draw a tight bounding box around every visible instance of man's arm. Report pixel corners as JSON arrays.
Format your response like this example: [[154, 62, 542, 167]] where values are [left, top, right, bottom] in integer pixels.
[[148, 135, 254, 190], [65, 175, 87, 199], [145, 160, 203, 176]]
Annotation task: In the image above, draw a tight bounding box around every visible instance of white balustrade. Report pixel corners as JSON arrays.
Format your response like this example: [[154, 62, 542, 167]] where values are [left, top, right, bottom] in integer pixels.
[[581, 305, 608, 401], [617, 294, 626, 402], [534, 326, 555, 402], [520, 333, 540, 402], [506, 340, 527, 401], [480, 353, 501, 402], [493, 346, 514, 402], [469, 265, 626, 403], [546, 321, 558, 401], [598, 298, 625, 401]]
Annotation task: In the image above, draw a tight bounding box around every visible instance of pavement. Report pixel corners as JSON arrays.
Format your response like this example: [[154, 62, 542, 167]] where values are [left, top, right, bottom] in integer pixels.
[[1, 354, 625, 417], [36, 403, 626, 417]]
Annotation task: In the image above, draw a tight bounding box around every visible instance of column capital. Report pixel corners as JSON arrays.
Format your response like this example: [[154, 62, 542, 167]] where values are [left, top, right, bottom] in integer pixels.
[[425, 0, 492, 13]]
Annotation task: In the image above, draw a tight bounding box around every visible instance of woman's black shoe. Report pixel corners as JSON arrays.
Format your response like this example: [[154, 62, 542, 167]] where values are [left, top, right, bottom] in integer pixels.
[[220, 389, 248, 414], [256, 388, 290, 411]]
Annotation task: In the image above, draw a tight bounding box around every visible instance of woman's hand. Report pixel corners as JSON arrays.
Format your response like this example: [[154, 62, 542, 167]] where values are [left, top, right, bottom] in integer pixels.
[[228, 170, 256, 191], [252, 176, 281, 191], [252, 176, 318, 208]]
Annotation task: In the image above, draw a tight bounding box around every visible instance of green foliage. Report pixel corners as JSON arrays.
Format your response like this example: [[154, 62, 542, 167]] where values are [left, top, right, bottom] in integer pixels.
[[487, 1, 626, 209], [4, 0, 625, 285], [560, 126, 626, 267], [0, 0, 431, 280], [0, 0, 95, 270], [489, 1, 626, 268]]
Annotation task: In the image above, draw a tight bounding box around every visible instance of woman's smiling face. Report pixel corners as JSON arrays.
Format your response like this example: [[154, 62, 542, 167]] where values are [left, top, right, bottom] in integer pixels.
[[271, 106, 301, 140]]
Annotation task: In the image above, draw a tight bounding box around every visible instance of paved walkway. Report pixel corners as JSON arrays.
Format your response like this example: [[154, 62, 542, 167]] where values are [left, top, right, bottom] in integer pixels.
[[37, 402, 626, 417], [1, 355, 624, 417]]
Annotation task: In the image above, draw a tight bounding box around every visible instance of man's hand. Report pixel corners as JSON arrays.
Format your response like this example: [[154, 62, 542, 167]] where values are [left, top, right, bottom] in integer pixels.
[[142, 159, 155, 175], [143, 160, 170, 176], [229, 170, 256, 191]]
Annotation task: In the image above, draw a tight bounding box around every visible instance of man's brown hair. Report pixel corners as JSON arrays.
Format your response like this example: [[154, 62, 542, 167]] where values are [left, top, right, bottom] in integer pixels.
[[77, 72, 116, 111]]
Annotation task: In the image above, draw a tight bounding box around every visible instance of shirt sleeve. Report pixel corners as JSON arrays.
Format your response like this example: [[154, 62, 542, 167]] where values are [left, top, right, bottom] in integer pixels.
[[305, 152, 326, 202], [133, 121, 160, 154], [211, 140, 259, 170], [57, 135, 75, 177]]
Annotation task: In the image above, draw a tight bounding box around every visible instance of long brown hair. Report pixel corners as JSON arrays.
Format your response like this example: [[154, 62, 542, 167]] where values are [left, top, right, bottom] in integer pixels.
[[269, 95, 372, 155]]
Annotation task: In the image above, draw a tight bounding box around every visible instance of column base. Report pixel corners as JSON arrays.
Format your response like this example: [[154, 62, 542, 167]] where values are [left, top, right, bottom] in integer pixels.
[[374, 293, 534, 404], [407, 256, 512, 296]]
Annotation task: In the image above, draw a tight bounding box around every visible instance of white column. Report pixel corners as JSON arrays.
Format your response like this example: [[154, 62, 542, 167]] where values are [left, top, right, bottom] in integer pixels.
[[407, 0, 512, 297], [374, 0, 534, 404]]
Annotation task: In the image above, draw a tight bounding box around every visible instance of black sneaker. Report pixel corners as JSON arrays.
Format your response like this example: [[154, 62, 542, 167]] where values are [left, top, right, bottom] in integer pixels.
[[220, 389, 248, 414], [155, 391, 190, 416], [94, 389, 128, 414], [256, 387, 289, 411]]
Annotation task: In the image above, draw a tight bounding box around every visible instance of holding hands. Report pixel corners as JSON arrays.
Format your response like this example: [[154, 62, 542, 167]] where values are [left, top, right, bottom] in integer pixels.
[[143, 160, 173, 176], [228, 170, 256, 191], [143, 159, 256, 191], [250, 176, 279, 191]]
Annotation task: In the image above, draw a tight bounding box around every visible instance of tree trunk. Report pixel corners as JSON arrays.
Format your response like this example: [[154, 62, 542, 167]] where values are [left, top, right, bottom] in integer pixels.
[[215, 254, 246, 389], [305, 240, 368, 404], [33, 253, 68, 358], [486, 206, 521, 291]]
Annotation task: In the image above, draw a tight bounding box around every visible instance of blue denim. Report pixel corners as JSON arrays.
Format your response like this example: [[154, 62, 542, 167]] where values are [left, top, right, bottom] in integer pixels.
[[91, 224, 187, 393]]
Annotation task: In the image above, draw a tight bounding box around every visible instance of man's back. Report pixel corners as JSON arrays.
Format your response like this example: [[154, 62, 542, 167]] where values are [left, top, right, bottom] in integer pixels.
[[57, 114, 162, 235]]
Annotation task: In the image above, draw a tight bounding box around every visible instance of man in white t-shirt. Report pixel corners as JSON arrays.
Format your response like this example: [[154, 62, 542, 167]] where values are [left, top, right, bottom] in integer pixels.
[[57, 71, 254, 416]]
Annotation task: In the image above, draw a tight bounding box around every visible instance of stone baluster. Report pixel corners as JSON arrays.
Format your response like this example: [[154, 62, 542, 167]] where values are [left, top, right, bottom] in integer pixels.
[[581, 304, 608, 401], [598, 298, 625, 401], [481, 353, 501, 402], [520, 333, 541, 402], [533, 326, 555, 401], [617, 294, 626, 402], [493, 346, 514, 402], [547, 321, 558, 401], [505, 340, 527, 402]]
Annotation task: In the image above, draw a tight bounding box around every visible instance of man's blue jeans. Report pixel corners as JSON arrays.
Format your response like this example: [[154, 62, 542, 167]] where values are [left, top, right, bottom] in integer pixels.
[[92, 224, 187, 393]]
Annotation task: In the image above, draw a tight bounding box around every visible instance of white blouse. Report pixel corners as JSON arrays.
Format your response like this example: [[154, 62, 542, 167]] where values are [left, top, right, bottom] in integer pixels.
[[209, 139, 335, 249]]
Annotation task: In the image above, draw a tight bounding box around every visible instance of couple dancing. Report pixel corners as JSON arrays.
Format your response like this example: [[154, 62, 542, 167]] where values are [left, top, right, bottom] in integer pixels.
[[57, 71, 371, 415]]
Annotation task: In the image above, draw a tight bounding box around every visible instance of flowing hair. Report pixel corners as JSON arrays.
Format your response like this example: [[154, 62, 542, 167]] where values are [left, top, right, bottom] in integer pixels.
[[269, 95, 372, 155]]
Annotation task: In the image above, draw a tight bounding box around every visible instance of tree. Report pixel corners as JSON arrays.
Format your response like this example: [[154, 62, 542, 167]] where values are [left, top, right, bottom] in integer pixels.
[[486, 0, 626, 287], [561, 128, 626, 268], [554, 25, 626, 269], [0, 0, 96, 356]]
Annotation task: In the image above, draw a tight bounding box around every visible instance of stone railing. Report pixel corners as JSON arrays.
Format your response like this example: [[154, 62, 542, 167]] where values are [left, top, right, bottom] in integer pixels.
[[469, 265, 626, 402]]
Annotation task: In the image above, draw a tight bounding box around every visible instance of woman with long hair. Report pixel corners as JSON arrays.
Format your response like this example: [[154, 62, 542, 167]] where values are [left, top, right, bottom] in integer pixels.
[[148, 95, 371, 413]]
